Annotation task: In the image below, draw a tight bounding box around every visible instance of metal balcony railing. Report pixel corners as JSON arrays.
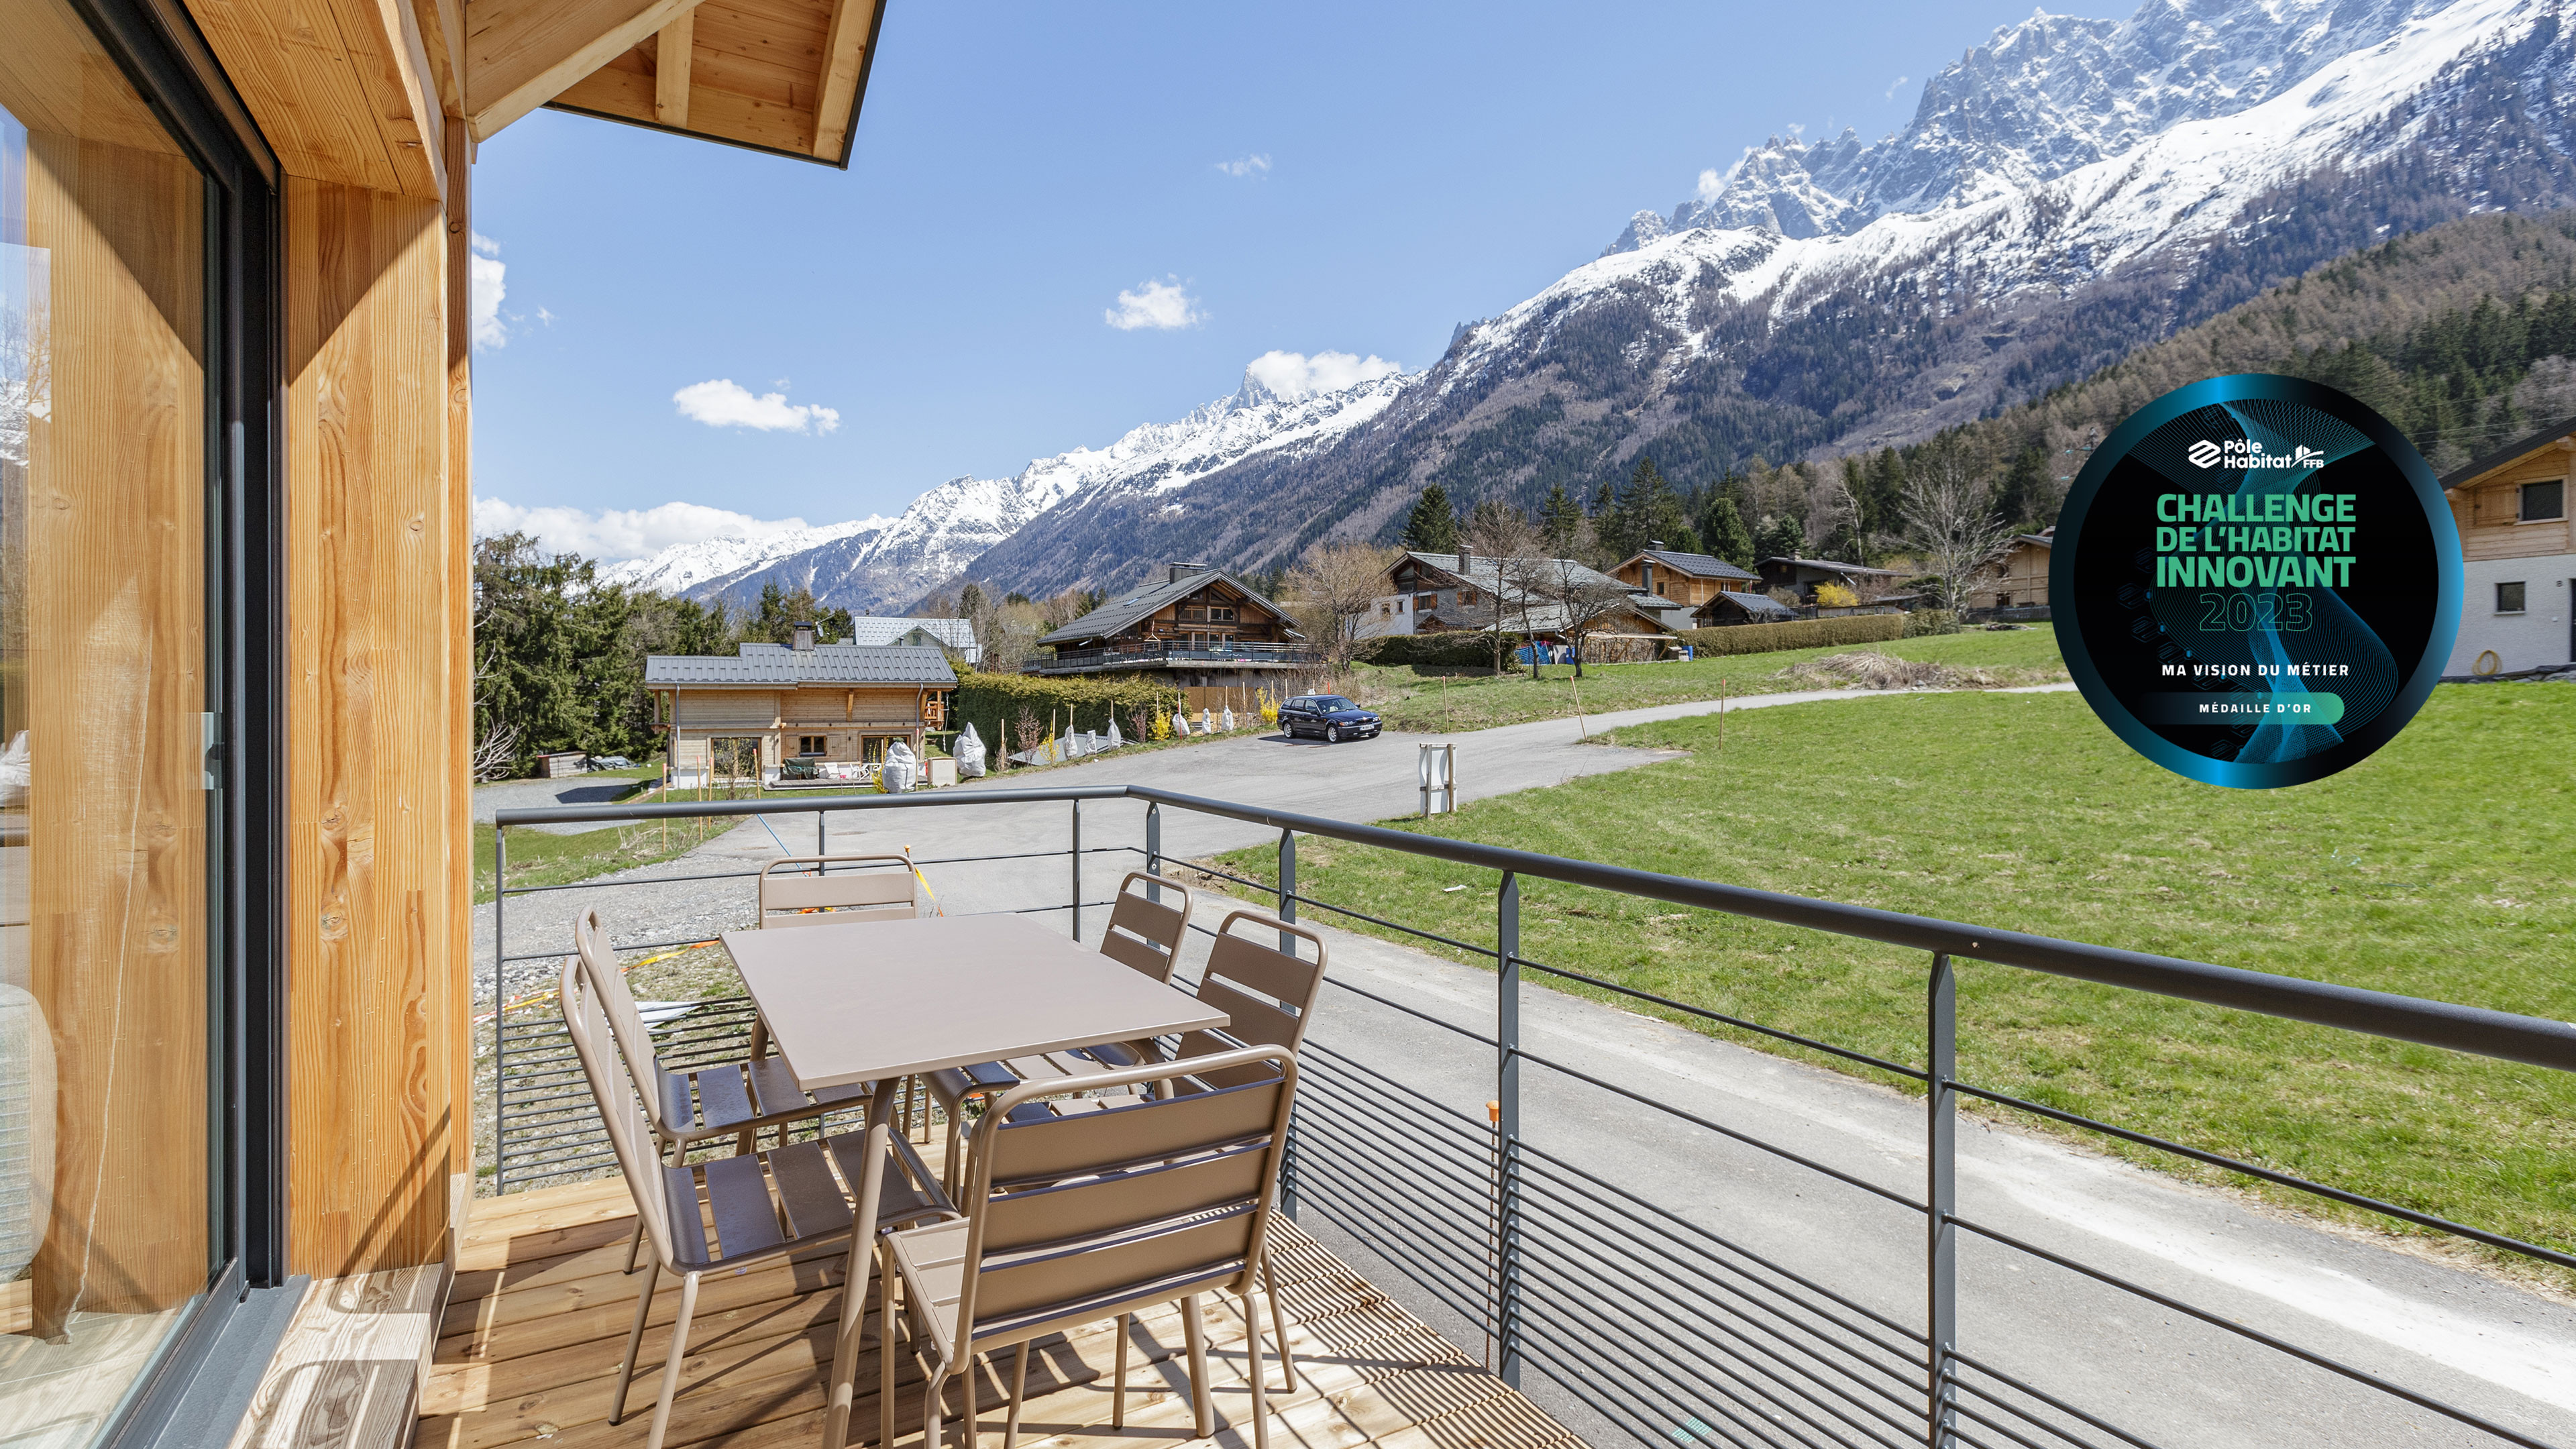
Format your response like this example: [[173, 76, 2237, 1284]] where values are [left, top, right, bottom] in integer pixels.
[[484, 786, 2576, 1449]]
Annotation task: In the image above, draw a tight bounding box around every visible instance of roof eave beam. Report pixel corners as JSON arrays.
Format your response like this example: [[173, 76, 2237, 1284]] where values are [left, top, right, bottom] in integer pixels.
[[464, 0, 710, 142]]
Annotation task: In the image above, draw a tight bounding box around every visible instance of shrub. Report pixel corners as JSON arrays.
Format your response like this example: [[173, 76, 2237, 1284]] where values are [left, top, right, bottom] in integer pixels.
[[1676, 613, 1907, 657], [1904, 609, 1960, 637], [952, 672, 1181, 761], [1358, 632, 1517, 669]]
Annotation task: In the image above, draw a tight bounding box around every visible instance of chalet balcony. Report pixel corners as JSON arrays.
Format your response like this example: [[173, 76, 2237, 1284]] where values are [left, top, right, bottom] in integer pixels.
[[451, 786, 2576, 1449], [1023, 642, 1322, 677]]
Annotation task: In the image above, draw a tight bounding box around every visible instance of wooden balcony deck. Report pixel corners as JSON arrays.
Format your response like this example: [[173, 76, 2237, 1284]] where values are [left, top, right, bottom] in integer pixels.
[[421, 1176, 1585, 1449]]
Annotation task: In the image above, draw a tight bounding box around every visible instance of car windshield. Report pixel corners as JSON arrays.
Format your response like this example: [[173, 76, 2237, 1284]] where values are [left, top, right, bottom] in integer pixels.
[[1316, 697, 1356, 711]]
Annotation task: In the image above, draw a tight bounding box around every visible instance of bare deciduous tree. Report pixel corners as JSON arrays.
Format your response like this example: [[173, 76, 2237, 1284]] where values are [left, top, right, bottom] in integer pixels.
[[1538, 520, 1639, 680], [470, 720, 522, 783], [1283, 539, 1400, 674], [1902, 439, 2019, 614], [1462, 503, 1546, 675]]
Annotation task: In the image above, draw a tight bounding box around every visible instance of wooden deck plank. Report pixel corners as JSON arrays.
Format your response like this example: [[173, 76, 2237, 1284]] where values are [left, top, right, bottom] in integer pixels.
[[430, 1180, 1580, 1449]]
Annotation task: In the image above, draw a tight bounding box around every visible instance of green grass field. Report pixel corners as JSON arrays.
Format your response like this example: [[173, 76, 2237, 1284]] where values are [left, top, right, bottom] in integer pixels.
[[1212, 681, 2576, 1278], [473, 819, 716, 904], [1362, 627, 2068, 731]]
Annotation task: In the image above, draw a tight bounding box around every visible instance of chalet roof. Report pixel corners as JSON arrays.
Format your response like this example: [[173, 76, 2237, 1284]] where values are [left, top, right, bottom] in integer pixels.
[[1703, 591, 1799, 620], [2440, 417, 2576, 490], [1396, 551, 1635, 596], [845, 616, 977, 651], [1397, 551, 1686, 635], [1038, 569, 1302, 648], [538, 0, 889, 169], [1760, 555, 1904, 578], [1622, 549, 1760, 583], [645, 644, 957, 687]]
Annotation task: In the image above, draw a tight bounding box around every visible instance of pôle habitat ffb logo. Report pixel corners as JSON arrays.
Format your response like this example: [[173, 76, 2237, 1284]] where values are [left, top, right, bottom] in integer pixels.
[[2051, 374, 2461, 789]]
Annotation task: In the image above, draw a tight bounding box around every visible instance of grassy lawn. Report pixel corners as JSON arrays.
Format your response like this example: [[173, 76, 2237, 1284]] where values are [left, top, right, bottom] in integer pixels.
[[1362, 627, 2069, 732], [474, 818, 722, 904], [1210, 682, 2576, 1279]]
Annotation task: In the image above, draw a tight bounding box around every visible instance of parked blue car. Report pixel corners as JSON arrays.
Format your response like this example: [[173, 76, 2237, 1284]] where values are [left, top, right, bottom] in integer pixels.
[[1279, 694, 1381, 743]]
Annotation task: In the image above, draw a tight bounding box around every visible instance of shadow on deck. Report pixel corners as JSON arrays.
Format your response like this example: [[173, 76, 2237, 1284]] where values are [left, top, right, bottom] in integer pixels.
[[421, 1177, 1586, 1449]]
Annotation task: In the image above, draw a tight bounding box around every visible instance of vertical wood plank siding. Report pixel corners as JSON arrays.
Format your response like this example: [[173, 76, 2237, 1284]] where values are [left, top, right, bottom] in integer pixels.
[[286, 177, 463, 1279]]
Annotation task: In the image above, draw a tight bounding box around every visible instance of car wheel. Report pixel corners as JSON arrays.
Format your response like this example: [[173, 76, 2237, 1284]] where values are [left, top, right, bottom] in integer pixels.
[[1326, 724, 1340, 743]]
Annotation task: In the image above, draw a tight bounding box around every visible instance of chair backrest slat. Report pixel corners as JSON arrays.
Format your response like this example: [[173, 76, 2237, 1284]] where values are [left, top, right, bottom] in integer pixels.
[[1195, 911, 1327, 1052], [949, 1046, 1297, 1346], [1097, 872, 1190, 983], [1194, 977, 1302, 1051], [575, 910, 672, 1134], [758, 855, 920, 923], [560, 950, 683, 1269]]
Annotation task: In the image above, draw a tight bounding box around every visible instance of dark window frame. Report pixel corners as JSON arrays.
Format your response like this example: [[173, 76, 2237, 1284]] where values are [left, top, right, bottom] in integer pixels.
[[50, 0, 289, 1443], [2497, 581, 2528, 614], [2522, 480, 2566, 523]]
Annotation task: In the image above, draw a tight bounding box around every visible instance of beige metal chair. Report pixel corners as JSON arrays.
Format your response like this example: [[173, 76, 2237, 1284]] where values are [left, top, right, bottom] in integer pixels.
[[883, 1044, 1299, 1449], [757, 853, 922, 926], [559, 951, 957, 1449], [574, 910, 873, 1272], [1085, 907, 1328, 1085], [924, 871, 1195, 1183]]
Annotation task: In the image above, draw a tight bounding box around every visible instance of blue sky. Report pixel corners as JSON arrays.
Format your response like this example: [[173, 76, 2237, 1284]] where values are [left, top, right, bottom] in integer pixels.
[[469, 0, 2102, 560]]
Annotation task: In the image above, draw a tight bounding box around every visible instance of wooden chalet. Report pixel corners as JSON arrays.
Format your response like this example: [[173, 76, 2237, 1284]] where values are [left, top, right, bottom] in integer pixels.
[[1695, 590, 1801, 626], [1757, 555, 1905, 602], [1370, 551, 1692, 640], [645, 637, 956, 782], [1609, 545, 1762, 608], [2438, 423, 2576, 676], [1032, 565, 1310, 687], [1965, 530, 2054, 612]]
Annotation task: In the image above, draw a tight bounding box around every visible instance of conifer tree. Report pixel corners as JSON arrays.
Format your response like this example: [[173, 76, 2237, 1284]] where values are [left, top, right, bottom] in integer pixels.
[[1754, 513, 1805, 564], [1401, 482, 1460, 554], [1537, 484, 1585, 557], [1702, 496, 1756, 569]]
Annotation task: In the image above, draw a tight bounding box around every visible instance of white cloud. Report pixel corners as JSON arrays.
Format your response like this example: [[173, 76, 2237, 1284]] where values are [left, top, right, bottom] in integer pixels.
[[472, 498, 826, 561], [1696, 168, 1726, 205], [672, 378, 842, 434], [1242, 350, 1403, 400], [1885, 74, 1911, 101], [469, 234, 507, 350], [1106, 276, 1203, 331], [1214, 154, 1271, 178]]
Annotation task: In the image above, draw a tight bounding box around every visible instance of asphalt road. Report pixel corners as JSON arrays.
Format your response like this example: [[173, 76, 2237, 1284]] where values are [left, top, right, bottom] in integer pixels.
[[472, 684, 2575, 1449]]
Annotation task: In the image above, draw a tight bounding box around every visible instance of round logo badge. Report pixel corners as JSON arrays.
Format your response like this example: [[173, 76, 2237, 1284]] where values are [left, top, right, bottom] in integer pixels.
[[2051, 375, 2461, 788]]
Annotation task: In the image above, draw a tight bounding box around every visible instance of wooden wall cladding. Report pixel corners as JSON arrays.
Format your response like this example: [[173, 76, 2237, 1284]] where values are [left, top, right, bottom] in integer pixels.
[[285, 176, 466, 1279], [18, 131, 211, 1334]]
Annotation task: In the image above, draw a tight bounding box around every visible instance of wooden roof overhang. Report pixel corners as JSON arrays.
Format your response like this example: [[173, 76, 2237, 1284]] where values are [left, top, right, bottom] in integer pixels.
[[178, 0, 887, 203]]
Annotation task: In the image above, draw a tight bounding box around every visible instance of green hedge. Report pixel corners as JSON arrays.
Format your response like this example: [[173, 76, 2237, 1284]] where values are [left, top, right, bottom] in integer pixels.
[[1676, 613, 1907, 656], [1358, 633, 1517, 668], [1904, 609, 1960, 637], [950, 672, 1187, 754]]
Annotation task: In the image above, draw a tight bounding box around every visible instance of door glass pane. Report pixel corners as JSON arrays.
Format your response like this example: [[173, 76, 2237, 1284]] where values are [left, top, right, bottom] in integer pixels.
[[0, 0, 215, 1441]]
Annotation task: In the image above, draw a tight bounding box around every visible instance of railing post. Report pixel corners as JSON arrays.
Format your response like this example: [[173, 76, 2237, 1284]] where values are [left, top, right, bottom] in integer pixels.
[[492, 823, 508, 1196], [816, 808, 826, 857], [1496, 871, 1521, 1388], [1928, 952, 1956, 1449], [1144, 802, 1162, 904], [1276, 828, 1296, 953], [1071, 799, 1083, 941]]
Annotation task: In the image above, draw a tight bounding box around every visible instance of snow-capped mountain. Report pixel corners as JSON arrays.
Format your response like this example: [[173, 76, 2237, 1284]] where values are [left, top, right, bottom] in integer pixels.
[[620, 355, 1411, 612], [603, 518, 885, 595]]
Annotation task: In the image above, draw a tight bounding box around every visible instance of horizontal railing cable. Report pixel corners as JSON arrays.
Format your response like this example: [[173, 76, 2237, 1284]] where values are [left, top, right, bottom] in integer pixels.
[[1948, 1353, 2163, 1449], [1515, 954, 1927, 1081], [1947, 1215, 2559, 1449], [1951, 1080, 2576, 1270]]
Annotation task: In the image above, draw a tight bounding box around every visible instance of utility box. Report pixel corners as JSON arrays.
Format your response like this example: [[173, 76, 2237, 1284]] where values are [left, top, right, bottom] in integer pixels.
[[1419, 743, 1456, 816], [928, 757, 957, 789]]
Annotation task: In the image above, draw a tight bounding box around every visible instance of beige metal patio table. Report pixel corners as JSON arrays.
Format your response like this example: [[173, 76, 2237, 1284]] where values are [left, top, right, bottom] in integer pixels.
[[718, 912, 1232, 1449]]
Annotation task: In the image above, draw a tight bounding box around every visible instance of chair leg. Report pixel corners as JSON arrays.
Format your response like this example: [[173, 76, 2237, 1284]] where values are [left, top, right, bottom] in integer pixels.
[[624, 1217, 647, 1275], [1240, 1290, 1271, 1449], [923, 1368, 947, 1449], [943, 1102, 967, 1197], [1263, 1256, 1297, 1392], [963, 1346, 981, 1449], [1182, 1294, 1212, 1439], [1002, 1341, 1031, 1449], [610, 1256, 661, 1424], [879, 1240, 901, 1449], [1112, 1313, 1129, 1429], [644, 1271, 701, 1449]]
